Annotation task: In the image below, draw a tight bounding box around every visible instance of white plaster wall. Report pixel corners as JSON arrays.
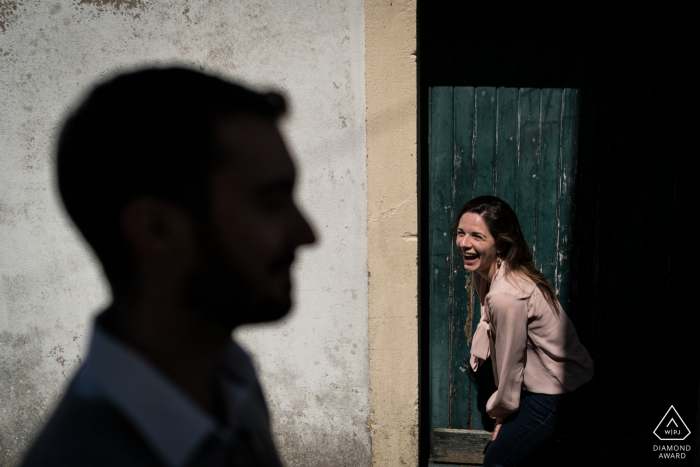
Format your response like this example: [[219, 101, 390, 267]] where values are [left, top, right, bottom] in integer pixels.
[[0, 1, 369, 465]]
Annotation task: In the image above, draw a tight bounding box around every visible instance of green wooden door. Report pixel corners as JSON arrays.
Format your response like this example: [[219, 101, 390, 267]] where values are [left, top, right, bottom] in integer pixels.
[[428, 86, 580, 460]]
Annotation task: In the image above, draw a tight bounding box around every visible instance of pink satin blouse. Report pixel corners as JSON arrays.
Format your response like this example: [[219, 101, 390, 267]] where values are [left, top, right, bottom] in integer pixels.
[[469, 264, 594, 419]]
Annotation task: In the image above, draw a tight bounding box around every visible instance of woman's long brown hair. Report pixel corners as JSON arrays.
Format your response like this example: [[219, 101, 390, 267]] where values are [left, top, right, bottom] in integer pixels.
[[453, 195, 561, 316]]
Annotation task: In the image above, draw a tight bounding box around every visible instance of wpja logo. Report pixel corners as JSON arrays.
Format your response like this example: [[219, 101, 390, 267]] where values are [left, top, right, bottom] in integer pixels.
[[653, 405, 692, 460]]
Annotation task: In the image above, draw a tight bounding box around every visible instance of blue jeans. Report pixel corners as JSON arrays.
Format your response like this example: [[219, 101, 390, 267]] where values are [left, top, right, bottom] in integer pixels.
[[482, 391, 563, 467]]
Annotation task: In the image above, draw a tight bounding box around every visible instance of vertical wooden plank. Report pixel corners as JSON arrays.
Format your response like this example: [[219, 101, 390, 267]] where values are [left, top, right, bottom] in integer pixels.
[[515, 88, 541, 256], [556, 88, 579, 309], [467, 86, 496, 431], [449, 87, 475, 429], [474, 87, 496, 197], [429, 87, 454, 447], [453, 87, 476, 212], [535, 89, 562, 283], [494, 87, 518, 207]]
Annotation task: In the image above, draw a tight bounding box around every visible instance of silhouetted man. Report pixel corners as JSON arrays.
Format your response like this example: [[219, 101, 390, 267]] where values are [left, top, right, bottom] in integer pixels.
[[21, 68, 315, 466]]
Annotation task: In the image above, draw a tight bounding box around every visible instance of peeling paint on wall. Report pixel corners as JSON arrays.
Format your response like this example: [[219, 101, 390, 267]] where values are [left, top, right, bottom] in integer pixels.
[[0, 329, 47, 466], [76, 0, 143, 9], [74, 0, 146, 19], [0, 0, 19, 33]]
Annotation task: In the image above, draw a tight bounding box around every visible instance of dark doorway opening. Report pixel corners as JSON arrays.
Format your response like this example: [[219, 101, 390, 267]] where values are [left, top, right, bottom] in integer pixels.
[[418, 4, 699, 466]]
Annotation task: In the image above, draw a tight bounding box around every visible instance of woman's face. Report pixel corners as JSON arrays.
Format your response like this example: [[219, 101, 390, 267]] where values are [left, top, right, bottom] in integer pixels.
[[456, 212, 501, 281]]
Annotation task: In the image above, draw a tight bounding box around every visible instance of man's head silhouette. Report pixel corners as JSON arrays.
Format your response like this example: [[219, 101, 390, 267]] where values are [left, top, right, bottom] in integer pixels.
[[57, 67, 316, 330], [22, 67, 313, 467]]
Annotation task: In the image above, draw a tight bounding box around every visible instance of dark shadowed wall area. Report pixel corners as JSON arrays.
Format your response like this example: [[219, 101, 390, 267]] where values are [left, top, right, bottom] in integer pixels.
[[419, 3, 699, 466]]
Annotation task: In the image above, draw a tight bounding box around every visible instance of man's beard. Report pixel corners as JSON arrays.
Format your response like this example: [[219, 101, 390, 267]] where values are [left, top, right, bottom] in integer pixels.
[[183, 232, 292, 331]]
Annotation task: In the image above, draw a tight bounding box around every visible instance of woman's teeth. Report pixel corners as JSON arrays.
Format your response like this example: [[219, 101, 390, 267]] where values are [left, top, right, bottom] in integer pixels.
[[464, 253, 478, 260]]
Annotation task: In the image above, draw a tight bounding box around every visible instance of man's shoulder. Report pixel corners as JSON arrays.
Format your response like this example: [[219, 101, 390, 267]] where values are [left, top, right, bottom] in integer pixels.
[[21, 385, 163, 467]]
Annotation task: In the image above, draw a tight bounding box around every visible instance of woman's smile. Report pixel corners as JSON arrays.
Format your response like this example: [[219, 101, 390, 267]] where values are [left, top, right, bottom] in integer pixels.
[[463, 252, 479, 264]]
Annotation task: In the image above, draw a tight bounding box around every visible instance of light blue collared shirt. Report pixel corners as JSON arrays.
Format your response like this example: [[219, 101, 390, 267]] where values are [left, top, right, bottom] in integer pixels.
[[72, 316, 280, 467]]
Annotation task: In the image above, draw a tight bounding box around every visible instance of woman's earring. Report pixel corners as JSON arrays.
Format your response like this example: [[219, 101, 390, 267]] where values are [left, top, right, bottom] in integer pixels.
[[497, 253, 502, 269]]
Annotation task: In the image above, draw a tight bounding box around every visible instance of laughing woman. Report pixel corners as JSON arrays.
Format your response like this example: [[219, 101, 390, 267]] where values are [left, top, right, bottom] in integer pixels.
[[455, 196, 593, 467]]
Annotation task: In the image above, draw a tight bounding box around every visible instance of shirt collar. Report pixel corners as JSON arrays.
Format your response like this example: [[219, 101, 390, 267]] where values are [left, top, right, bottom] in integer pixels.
[[73, 314, 257, 467]]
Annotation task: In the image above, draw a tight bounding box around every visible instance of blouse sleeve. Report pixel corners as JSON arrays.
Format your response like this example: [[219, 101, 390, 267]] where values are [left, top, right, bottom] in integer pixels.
[[485, 292, 528, 419]]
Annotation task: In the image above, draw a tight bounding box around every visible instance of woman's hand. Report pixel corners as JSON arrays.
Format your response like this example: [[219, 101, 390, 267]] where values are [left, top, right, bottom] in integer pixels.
[[492, 418, 505, 441]]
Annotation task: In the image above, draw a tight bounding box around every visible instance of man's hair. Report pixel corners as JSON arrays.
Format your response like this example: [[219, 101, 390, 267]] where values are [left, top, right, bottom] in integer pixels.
[[57, 67, 286, 295]]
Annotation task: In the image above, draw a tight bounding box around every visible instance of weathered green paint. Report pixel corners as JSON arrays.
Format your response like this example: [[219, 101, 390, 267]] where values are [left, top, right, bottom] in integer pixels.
[[474, 87, 496, 197], [495, 87, 518, 206], [449, 87, 475, 429], [536, 89, 562, 282], [428, 86, 454, 451], [516, 88, 540, 251], [429, 87, 580, 447], [556, 89, 579, 311]]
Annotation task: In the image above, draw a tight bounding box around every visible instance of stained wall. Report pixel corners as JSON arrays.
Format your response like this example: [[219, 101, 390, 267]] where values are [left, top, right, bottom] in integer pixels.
[[0, 1, 369, 465], [365, 1, 419, 465]]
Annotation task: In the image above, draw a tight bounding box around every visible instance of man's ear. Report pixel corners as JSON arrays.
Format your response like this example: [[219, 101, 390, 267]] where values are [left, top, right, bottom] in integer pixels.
[[121, 197, 195, 260]]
